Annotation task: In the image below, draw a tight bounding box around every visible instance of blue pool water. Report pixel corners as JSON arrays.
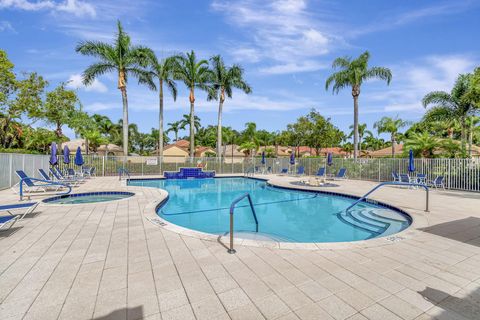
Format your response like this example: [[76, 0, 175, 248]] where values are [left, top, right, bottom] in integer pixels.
[[129, 178, 411, 243]]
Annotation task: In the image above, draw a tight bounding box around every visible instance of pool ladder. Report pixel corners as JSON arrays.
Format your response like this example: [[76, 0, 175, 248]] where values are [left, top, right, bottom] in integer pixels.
[[228, 193, 258, 254], [118, 168, 131, 181]]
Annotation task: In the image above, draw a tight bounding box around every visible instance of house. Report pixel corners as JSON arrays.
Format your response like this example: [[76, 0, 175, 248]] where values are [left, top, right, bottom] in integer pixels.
[[224, 144, 246, 163], [154, 140, 216, 163], [97, 144, 124, 156], [61, 139, 86, 154], [367, 144, 403, 158]]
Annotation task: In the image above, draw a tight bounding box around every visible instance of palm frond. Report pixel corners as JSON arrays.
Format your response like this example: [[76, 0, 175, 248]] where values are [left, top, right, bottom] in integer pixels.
[[75, 41, 115, 61], [422, 91, 453, 108], [81, 63, 116, 86], [331, 56, 351, 69], [365, 66, 392, 84]]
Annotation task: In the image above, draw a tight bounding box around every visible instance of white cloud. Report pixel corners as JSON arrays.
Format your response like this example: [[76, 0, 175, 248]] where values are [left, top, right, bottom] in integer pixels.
[[364, 54, 477, 114], [84, 102, 117, 112], [350, 1, 476, 37], [211, 0, 340, 74], [67, 74, 108, 93], [0, 20, 15, 32], [0, 0, 96, 18], [259, 60, 326, 75]]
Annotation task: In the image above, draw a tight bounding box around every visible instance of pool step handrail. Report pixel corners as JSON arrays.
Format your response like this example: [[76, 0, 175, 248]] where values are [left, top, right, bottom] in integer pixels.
[[345, 181, 429, 213], [118, 168, 131, 181], [228, 193, 258, 254]]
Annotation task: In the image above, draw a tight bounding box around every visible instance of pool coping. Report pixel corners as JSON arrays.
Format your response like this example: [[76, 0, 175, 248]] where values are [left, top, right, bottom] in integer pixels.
[[137, 176, 429, 250], [42, 191, 135, 206]]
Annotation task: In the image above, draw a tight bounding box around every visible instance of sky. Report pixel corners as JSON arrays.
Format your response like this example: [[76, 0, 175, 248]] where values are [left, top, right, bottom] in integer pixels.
[[1, 0, 479, 141]]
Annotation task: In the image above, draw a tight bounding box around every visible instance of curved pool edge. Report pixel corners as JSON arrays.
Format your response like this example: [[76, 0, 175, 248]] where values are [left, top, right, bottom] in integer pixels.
[[42, 191, 135, 206], [136, 176, 429, 250]]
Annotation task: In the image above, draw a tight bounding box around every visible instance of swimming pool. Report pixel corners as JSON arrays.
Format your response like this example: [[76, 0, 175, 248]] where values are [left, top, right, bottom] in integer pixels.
[[129, 178, 411, 243], [43, 191, 134, 204]]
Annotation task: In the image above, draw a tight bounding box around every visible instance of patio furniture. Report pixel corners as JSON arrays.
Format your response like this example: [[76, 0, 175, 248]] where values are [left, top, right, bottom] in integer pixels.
[[392, 172, 400, 182], [294, 166, 305, 176], [0, 202, 39, 220], [278, 168, 288, 175], [0, 216, 18, 232], [332, 168, 347, 180], [51, 167, 85, 183], [13, 170, 65, 194], [416, 173, 427, 185], [428, 176, 446, 190], [316, 167, 326, 177], [45, 168, 80, 187]]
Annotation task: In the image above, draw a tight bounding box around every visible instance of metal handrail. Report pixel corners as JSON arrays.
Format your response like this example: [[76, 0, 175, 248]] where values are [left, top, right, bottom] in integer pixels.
[[345, 181, 429, 213], [20, 177, 71, 201], [118, 168, 131, 181], [228, 193, 258, 254]]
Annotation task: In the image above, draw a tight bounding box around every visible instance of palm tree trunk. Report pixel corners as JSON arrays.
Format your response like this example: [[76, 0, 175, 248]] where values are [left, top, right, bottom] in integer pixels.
[[174, 130, 178, 142], [391, 135, 395, 158], [159, 80, 164, 158], [189, 88, 195, 158], [352, 92, 359, 161], [120, 87, 129, 156], [217, 91, 225, 159]]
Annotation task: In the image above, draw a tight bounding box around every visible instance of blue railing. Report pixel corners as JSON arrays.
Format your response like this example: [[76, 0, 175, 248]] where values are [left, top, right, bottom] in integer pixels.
[[228, 193, 258, 254], [345, 181, 429, 213], [20, 177, 71, 201]]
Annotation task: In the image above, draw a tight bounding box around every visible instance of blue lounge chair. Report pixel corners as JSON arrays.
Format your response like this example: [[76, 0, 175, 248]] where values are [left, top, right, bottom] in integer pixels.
[[0, 202, 39, 220], [316, 167, 326, 177], [399, 174, 411, 183], [333, 168, 347, 180], [0, 216, 18, 232], [392, 172, 400, 182], [428, 176, 445, 190], [293, 166, 305, 176], [48, 168, 81, 186], [13, 170, 70, 200], [278, 168, 288, 175]]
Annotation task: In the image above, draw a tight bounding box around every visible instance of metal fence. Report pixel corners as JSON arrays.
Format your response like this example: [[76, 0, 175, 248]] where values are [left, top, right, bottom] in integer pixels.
[[1, 153, 479, 192]]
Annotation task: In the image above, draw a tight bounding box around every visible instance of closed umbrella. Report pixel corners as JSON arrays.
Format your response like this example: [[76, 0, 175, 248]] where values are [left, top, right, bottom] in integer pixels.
[[408, 149, 415, 173], [327, 152, 333, 166], [261, 151, 266, 165], [74, 147, 84, 167], [289, 150, 295, 165], [49, 142, 58, 166], [63, 146, 70, 164]]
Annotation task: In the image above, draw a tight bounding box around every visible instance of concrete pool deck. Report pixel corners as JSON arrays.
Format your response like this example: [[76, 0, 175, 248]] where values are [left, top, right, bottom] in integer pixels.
[[1, 175, 480, 320]]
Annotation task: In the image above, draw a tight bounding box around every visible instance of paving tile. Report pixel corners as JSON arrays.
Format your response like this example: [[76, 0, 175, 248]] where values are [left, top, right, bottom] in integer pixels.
[[160, 304, 196, 320], [228, 303, 265, 320], [317, 295, 357, 320], [360, 303, 403, 320], [295, 302, 334, 320], [218, 287, 252, 311], [379, 295, 424, 320], [255, 294, 291, 319], [191, 296, 228, 320]]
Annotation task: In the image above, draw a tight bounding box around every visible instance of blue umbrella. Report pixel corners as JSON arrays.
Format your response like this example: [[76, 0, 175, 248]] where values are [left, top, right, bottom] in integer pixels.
[[408, 149, 415, 173], [290, 150, 295, 165], [63, 146, 70, 164], [327, 152, 333, 166], [74, 147, 84, 166], [49, 142, 58, 166], [261, 151, 266, 165]]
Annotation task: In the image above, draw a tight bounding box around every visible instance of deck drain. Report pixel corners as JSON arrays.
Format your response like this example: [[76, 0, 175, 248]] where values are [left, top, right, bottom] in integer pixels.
[[149, 217, 167, 226]]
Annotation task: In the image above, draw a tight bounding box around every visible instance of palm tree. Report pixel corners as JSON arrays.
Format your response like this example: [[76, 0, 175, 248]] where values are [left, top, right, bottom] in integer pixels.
[[166, 121, 182, 142], [179, 114, 201, 134], [138, 52, 177, 157], [325, 51, 392, 160], [422, 74, 476, 154], [404, 132, 440, 158], [208, 55, 251, 157], [374, 116, 409, 157], [76, 21, 150, 155], [174, 50, 212, 157], [348, 123, 372, 157]]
